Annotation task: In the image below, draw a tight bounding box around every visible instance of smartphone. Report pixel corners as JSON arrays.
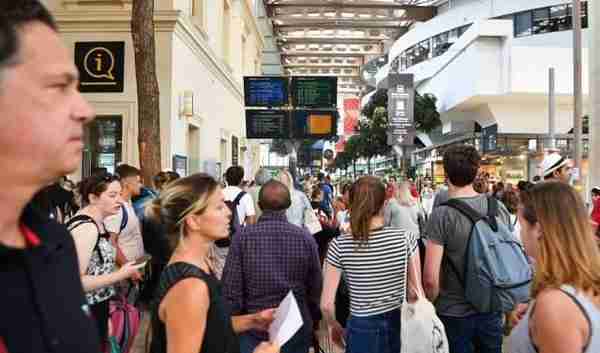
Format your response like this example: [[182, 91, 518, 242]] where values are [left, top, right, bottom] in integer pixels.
[[134, 254, 152, 266]]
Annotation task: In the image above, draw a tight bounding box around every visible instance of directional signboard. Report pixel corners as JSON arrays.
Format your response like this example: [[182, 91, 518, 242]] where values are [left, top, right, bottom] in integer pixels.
[[244, 77, 289, 107], [387, 73, 415, 146], [246, 110, 290, 139], [291, 110, 338, 139], [291, 76, 337, 109]]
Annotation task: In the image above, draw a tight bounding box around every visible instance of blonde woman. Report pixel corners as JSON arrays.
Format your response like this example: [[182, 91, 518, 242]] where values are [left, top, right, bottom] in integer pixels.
[[508, 182, 600, 353], [146, 173, 278, 353], [384, 181, 421, 234], [276, 170, 312, 228]]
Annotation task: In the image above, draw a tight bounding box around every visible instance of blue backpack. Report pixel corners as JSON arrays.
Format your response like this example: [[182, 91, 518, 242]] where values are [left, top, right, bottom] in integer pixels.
[[442, 197, 532, 313]]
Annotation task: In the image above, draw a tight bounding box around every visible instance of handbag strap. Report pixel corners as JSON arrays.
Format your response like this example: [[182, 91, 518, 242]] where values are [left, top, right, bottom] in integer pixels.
[[404, 234, 425, 303]]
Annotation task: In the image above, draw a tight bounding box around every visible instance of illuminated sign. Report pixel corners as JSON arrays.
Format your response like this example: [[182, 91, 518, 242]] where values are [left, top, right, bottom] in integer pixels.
[[244, 77, 289, 107], [75, 42, 125, 93], [246, 110, 290, 139], [291, 77, 337, 108], [292, 110, 338, 138]]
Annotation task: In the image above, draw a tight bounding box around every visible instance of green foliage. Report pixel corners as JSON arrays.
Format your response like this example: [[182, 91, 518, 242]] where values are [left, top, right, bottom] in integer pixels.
[[360, 89, 441, 134], [414, 93, 441, 133], [333, 151, 353, 171]]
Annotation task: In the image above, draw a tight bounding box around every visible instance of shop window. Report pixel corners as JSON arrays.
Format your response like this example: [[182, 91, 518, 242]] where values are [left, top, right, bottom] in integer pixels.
[[82, 116, 122, 177], [532, 8, 551, 34], [433, 32, 451, 57], [581, 1, 589, 28], [549, 5, 571, 32], [514, 12, 533, 37]]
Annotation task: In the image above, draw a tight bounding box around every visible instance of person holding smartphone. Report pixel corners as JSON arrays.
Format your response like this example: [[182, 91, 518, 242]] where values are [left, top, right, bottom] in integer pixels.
[[67, 173, 144, 348]]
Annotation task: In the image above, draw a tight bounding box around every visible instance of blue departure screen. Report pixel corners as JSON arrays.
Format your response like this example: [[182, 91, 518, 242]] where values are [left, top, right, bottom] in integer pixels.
[[244, 77, 289, 107]]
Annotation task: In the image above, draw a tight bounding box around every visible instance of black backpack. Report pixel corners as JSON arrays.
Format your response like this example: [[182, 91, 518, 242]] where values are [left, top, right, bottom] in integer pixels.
[[215, 191, 246, 248]]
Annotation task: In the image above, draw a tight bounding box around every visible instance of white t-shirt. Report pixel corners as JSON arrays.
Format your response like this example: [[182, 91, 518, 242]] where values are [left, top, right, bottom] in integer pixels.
[[105, 201, 144, 261], [223, 186, 256, 225]]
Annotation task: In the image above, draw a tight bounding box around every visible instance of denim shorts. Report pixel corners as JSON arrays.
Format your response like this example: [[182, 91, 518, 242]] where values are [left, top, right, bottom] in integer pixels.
[[345, 309, 401, 353]]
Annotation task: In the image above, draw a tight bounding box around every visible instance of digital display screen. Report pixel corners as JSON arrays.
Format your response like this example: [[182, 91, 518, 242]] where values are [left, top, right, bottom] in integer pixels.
[[291, 76, 337, 108], [292, 110, 338, 138], [244, 77, 289, 107], [246, 110, 290, 139]]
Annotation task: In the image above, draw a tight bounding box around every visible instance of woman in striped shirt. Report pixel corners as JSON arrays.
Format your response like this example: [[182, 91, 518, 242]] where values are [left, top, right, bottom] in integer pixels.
[[320, 176, 422, 353]]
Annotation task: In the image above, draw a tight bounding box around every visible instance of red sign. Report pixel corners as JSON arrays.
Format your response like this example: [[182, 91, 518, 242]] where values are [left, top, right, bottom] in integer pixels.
[[336, 136, 347, 152], [343, 98, 360, 135]]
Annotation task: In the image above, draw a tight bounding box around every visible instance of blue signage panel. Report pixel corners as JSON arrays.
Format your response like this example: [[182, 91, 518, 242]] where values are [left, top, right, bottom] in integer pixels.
[[244, 77, 289, 107]]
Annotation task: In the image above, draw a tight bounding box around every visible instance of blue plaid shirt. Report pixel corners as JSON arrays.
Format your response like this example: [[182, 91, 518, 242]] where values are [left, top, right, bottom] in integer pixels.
[[222, 211, 323, 339]]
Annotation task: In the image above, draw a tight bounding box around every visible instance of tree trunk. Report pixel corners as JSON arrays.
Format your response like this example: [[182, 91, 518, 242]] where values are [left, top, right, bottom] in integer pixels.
[[367, 157, 372, 175], [132, 0, 161, 185]]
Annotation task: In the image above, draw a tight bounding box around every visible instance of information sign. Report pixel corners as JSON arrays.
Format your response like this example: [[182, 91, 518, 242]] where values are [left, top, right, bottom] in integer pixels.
[[244, 77, 289, 107], [291, 77, 337, 108], [246, 110, 290, 139], [387, 73, 415, 146], [291, 110, 337, 138]]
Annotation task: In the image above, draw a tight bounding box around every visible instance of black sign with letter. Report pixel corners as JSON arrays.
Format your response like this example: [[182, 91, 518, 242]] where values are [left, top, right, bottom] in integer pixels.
[[246, 110, 290, 139], [75, 41, 125, 93]]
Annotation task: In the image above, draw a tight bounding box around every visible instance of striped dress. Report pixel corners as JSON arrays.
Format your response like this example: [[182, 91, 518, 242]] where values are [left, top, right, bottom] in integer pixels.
[[326, 227, 419, 317]]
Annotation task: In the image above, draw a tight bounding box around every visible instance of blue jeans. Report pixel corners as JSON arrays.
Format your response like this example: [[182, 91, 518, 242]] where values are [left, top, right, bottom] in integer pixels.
[[440, 313, 503, 353], [239, 328, 310, 353], [345, 309, 401, 353]]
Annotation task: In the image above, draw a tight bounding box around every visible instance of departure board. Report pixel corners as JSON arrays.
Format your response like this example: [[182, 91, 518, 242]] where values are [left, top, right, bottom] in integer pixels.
[[246, 110, 290, 138], [291, 110, 338, 138], [244, 77, 289, 107], [291, 77, 337, 108]]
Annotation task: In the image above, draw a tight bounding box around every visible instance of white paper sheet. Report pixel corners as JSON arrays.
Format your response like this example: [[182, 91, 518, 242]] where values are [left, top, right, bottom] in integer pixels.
[[268, 290, 304, 347]]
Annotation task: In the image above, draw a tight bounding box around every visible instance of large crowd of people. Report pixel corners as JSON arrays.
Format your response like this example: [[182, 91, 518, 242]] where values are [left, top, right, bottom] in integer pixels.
[[4, 2, 600, 353]]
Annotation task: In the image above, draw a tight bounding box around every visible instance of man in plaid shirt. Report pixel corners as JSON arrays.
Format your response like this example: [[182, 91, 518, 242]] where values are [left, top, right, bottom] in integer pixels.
[[222, 180, 323, 353]]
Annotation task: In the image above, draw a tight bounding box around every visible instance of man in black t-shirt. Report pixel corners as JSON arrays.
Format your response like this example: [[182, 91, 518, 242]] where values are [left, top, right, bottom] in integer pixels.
[[0, 2, 99, 352]]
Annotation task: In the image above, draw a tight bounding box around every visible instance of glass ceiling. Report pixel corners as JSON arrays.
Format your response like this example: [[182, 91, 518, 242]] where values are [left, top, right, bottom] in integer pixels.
[[264, 0, 438, 95]]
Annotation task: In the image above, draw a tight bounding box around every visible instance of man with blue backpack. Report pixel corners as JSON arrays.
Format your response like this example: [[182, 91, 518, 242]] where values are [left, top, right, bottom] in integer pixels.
[[423, 145, 532, 353]]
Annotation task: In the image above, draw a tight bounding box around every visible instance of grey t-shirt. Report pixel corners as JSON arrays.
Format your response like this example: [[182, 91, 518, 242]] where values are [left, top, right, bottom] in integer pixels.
[[424, 194, 511, 317]]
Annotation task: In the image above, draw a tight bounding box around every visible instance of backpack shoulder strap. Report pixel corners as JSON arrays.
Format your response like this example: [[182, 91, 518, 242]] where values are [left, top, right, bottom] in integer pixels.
[[441, 199, 484, 224], [233, 191, 246, 205], [154, 262, 215, 307], [66, 214, 99, 233], [486, 197, 499, 231], [119, 203, 128, 233]]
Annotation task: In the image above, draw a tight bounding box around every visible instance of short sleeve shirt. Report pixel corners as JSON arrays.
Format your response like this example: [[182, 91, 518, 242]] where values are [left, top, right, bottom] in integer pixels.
[[224, 186, 256, 225], [105, 201, 144, 261], [326, 228, 419, 317], [424, 194, 512, 317]]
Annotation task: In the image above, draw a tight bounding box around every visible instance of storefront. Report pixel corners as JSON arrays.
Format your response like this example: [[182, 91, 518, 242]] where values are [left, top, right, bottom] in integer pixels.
[[412, 132, 590, 185]]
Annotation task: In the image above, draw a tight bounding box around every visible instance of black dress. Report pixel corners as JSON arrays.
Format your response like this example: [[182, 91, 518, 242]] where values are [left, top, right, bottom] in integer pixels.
[[150, 262, 239, 353]]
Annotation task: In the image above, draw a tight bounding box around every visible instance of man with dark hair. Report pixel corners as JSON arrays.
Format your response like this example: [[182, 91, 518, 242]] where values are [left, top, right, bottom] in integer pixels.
[[223, 180, 322, 353], [423, 144, 511, 353], [0, 1, 99, 352], [224, 165, 256, 226], [105, 164, 145, 263]]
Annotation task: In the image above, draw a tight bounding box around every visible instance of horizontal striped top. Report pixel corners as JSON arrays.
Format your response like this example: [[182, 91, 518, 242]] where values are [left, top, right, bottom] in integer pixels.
[[326, 227, 418, 317]]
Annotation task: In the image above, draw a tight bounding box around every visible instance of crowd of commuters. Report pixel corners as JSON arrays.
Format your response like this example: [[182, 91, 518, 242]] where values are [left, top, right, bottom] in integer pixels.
[[5, 2, 600, 353]]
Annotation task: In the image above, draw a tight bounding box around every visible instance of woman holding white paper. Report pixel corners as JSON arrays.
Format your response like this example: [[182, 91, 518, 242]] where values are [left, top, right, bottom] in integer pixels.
[[146, 173, 279, 353], [320, 176, 422, 353]]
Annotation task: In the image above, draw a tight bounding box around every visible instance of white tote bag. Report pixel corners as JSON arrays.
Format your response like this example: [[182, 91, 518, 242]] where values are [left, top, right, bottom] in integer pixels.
[[401, 256, 449, 353], [304, 207, 322, 235]]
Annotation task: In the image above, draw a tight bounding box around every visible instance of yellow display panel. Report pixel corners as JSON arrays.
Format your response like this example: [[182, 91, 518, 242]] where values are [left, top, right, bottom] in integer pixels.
[[309, 114, 333, 134]]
